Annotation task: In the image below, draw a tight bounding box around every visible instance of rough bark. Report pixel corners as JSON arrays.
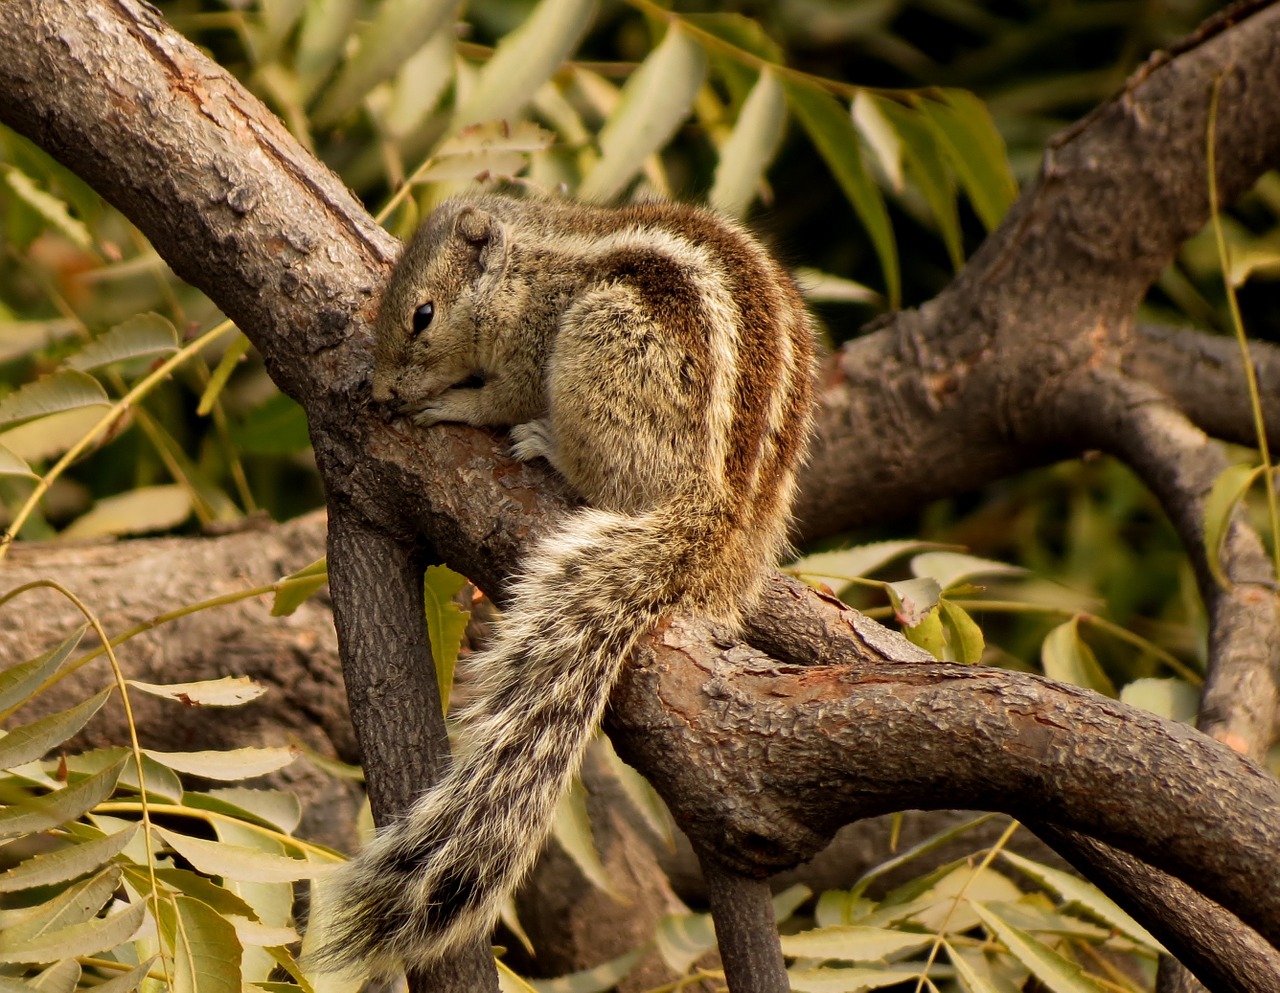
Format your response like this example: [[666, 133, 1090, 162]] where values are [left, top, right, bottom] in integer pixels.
[[1, 0, 1279, 989]]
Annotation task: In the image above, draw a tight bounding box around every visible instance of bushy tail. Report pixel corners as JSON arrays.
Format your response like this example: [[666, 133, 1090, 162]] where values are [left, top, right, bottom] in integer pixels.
[[310, 502, 740, 977]]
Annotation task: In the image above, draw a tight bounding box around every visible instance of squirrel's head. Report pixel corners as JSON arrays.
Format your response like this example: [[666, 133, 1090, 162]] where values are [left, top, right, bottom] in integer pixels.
[[372, 199, 511, 412]]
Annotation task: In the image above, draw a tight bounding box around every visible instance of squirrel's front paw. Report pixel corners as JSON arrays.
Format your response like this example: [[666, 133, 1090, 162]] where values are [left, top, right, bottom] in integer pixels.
[[410, 404, 448, 427], [510, 420, 556, 463]]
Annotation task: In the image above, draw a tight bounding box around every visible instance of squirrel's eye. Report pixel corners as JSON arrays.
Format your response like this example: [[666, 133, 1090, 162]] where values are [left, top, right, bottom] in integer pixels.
[[411, 302, 435, 336]]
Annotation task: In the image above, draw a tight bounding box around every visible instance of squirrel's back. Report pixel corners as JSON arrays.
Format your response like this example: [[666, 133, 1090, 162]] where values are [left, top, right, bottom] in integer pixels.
[[311, 194, 815, 977]]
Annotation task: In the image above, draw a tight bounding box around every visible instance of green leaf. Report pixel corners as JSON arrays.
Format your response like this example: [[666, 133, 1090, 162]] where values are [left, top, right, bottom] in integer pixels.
[[786, 966, 922, 992], [779, 925, 932, 962], [0, 758, 126, 839], [1203, 462, 1260, 589], [0, 896, 145, 964], [27, 960, 80, 993], [78, 959, 154, 993], [916, 90, 1016, 232], [790, 541, 953, 589], [2, 166, 92, 250], [0, 441, 36, 479], [885, 577, 942, 627], [526, 949, 642, 993], [64, 314, 178, 372], [910, 551, 1025, 591], [1119, 677, 1199, 725], [0, 318, 79, 364], [579, 25, 707, 202], [415, 121, 556, 184], [154, 827, 328, 882], [946, 942, 1004, 993], [971, 902, 1109, 993], [455, 0, 597, 128], [654, 907, 715, 975], [229, 393, 311, 456], [0, 825, 137, 892], [0, 406, 113, 463], [135, 867, 259, 921], [271, 557, 328, 617], [424, 564, 470, 711], [61, 485, 193, 539], [550, 777, 618, 900], [68, 747, 183, 802], [294, 0, 358, 100], [189, 787, 303, 834], [786, 80, 899, 308], [852, 90, 902, 192], [143, 745, 299, 781], [0, 865, 120, 941], [0, 625, 86, 713], [127, 676, 267, 708], [999, 850, 1160, 948], [197, 334, 251, 416], [710, 67, 787, 218], [940, 599, 985, 663], [155, 895, 243, 993], [1041, 618, 1116, 697], [901, 605, 945, 659], [0, 370, 110, 431], [846, 813, 998, 902], [311, 0, 458, 125], [0, 687, 112, 770], [879, 98, 963, 270], [794, 267, 879, 306]]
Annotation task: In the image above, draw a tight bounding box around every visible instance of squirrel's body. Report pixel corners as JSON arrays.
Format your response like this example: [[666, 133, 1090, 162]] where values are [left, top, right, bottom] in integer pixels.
[[312, 194, 815, 975]]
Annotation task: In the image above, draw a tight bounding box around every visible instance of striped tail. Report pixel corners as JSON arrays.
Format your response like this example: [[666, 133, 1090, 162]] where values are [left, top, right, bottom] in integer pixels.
[[309, 502, 737, 977]]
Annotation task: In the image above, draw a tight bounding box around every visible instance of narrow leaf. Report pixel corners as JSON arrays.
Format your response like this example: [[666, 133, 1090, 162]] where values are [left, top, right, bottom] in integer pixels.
[[791, 541, 953, 588], [27, 961, 80, 993], [155, 827, 328, 882], [78, 959, 154, 993], [1203, 462, 1260, 588], [143, 745, 299, 780], [0, 899, 145, 964], [0, 687, 112, 770], [0, 625, 87, 713], [1041, 618, 1116, 697], [0, 371, 110, 431], [415, 121, 556, 184], [2, 166, 92, 250], [0, 442, 36, 479], [61, 485, 192, 539], [0, 826, 137, 892], [127, 676, 267, 708], [940, 600, 985, 663], [852, 90, 903, 191], [880, 98, 963, 269], [794, 267, 879, 305], [456, 0, 597, 128], [526, 949, 642, 993], [916, 90, 1016, 232], [64, 314, 178, 372], [0, 866, 121, 942], [551, 778, 619, 900], [155, 895, 243, 993], [779, 925, 932, 962], [424, 564, 470, 712], [0, 407, 115, 463], [910, 551, 1025, 591], [0, 758, 126, 839], [787, 966, 921, 992], [786, 80, 899, 308], [710, 67, 787, 217], [971, 902, 1109, 993], [191, 787, 303, 833], [946, 942, 1004, 993], [197, 334, 251, 417], [579, 26, 707, 202]]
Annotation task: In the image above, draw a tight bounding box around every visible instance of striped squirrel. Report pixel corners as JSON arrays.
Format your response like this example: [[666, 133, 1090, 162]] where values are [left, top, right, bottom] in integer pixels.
[[311, 193, 816, 976]]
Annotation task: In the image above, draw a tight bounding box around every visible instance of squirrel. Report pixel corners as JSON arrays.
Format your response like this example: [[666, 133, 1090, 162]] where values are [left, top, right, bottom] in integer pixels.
[[310, 193, 816, 977]]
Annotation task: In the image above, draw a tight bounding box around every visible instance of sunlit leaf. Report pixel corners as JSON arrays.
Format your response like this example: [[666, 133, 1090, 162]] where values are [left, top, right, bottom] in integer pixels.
[[312, 0, 459, 125], [910, 551, 1026, 591], [143, 745, 299, 781], [155, 895, 243, 993], [791, 541, 953, 589], [653, 908, 714, 974], [0, 625, 86, 713], [26, 960, 80, 993], [947, 942, 1004, 993], [579, 26, 707, 202], [0, 371, 110, 431], [64, 314, 178, 372], [0, 442, 36, 479], [415, 121, 555, 184], [196, 333, 251, 417], [787, 966, 921, 992], [1041, 618, 1116, 697], [551, 778, 618, 900], [78, 959, 153, 993], [425, 564, 470, 712], [154, 827, 329, 883], [940, 599, 985, 663], [794, 267, 879, 305], [1203, 462, 1260, 589], [902, 605, 945, 658], [0, 688, 112, 770], [0, 826, 136, 892], [710, 67, 787, 217], [885, 577, 942, 627], [0, 758, 126, 839], [294, 0, 358, 100], [971, 902, 1109, 993], [0, 866, 120, 942], [999, 850, 1161, 948], [786, 80, 899, 308], [852, 90, 903, 191], [383, 25, 456, 140], [0, 406, 115, 463], [456, 0, 597, 128], [127, 676, 267, 707], [525, 949, 641, 993], [61, 485, 192, 539], [880, 99, 963, 269], [69, 747, 183, 802], [0, 898, 145, 964], [0, 319, 79, 364], [192, 788, 303, 834], [780, 925, 932, 961]]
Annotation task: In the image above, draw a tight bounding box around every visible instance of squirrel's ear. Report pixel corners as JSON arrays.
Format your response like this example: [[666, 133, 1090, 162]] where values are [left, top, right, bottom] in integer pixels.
[[453, 208, 507, 274]]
